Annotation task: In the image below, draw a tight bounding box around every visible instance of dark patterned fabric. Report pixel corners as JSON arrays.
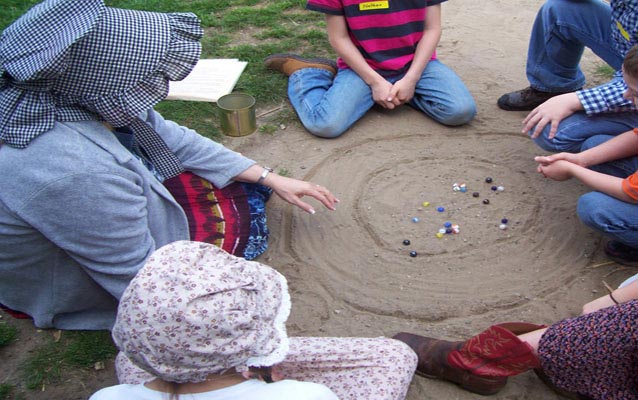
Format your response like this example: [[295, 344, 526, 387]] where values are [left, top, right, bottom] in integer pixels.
[[538, 300, 638, 400], [163, 172, 272, 260]]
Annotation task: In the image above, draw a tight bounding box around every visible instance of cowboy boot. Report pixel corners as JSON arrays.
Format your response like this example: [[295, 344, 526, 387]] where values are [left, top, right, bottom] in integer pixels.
[[393, 322, 545, 396]]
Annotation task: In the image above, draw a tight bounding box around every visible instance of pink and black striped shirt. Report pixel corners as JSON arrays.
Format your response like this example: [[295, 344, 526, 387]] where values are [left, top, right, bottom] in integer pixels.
[[307, 0, 446, 76]]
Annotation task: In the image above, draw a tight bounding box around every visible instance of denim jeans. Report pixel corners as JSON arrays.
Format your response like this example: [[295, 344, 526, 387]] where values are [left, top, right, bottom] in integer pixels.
[[531, 97, 638, 153], [287, 60, 476, 138], [527, 0, 623, 92], [575, 135, 638, 247]]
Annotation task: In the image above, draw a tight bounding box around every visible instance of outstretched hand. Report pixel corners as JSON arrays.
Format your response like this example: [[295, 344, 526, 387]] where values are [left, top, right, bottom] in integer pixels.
[[268, 174, 339, 214]]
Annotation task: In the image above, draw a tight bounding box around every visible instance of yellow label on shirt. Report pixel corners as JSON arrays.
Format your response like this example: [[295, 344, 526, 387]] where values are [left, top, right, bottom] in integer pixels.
[[359, 1, 389, 11], [617, 20, 631, 41]]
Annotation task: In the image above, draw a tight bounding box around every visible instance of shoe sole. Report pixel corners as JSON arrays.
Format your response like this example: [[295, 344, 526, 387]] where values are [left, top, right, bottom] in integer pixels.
[[496, 97, 539, 112], [264, 53, 337, 70], [414, 368, 506, 396], [497, 103, 538, 112]]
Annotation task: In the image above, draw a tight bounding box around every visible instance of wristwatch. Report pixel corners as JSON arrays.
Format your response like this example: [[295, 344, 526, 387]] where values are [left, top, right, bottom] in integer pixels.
[[256, 167, 273, 185]]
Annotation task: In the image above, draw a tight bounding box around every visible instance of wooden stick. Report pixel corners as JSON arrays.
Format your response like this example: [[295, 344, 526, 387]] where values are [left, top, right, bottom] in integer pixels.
[[602, 280, 614, 293], [257, 105, 283, 118], [589, 261, 615, 268]]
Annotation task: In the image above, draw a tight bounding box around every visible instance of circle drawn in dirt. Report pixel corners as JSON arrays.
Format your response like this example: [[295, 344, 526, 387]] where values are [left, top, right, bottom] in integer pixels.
[[286, 134, 594, 322]]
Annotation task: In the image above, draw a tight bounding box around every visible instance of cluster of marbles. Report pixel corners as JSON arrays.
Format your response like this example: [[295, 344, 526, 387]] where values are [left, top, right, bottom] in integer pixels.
[[499, 218, 509, 230], [403, 177, 510, 257], [452, 182, 467, 193], [436, 221, 460, 238]]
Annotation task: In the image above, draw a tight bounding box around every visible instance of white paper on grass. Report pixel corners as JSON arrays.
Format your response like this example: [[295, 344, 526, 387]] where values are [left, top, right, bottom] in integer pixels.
[[166, 59, 248, 102]]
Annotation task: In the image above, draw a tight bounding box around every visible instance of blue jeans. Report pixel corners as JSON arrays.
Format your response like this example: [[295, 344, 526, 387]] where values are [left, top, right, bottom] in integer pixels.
[[575, 135, 638, 247], [287, 60, 476, 138], [527, 0, 623, 92], [532, 101, 638, 152]]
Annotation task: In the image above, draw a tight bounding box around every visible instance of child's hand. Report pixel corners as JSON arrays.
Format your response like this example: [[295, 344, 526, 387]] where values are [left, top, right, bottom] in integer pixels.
[[536, 159, 575, 181], [370, 80, 397, 109], [389, 78, 417, 105], [522, 93, 582, 139], [534, 152, 584, 167]]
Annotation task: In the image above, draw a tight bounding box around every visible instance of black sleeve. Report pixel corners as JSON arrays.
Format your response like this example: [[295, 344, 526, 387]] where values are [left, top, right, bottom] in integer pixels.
[[427, 0, 447, 5]]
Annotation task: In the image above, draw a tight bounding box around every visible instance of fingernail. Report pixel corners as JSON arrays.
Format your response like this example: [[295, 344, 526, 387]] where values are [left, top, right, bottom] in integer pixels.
[[309, 209, 316, 215]]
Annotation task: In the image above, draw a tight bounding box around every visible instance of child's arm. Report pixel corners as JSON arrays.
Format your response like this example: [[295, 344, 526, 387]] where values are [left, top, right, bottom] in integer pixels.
[[538, 161, 635, 203], [577, 129, 638, 167], [583, 279, 638, 314], [390, 4, 442, 104], [535, 129, 638, 203], [325, 15, 395, 109]]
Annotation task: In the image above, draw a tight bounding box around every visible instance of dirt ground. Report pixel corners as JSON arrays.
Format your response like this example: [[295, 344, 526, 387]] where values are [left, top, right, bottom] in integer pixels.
[[1, 0, 634, 399]]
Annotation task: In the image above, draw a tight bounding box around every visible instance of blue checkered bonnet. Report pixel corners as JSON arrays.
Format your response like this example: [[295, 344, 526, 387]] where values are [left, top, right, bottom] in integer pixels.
[[0, 0, 203, 179]]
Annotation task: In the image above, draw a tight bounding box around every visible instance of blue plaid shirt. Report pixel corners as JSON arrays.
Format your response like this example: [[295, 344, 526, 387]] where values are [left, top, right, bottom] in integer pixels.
[[578, 0, 638, 114]]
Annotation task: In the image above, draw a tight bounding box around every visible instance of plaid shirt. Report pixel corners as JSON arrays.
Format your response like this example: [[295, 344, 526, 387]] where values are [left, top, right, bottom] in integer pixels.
[[578, 0, 638, 114]]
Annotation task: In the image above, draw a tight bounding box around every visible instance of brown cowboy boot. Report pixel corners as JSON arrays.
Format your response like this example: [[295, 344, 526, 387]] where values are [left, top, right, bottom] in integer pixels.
[[264, 53, 337, 77], [393, 322, 545, 396]]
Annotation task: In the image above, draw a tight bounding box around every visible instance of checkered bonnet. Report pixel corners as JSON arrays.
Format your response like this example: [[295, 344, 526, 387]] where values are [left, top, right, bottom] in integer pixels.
[[0, 0, 202, 156], [112, 241, 292, 383]]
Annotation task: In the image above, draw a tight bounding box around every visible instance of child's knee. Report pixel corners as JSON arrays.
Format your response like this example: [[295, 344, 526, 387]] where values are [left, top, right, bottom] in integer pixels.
[[302, 118, 350, 138], [438, 102, 476, 126], [576, 193, 605, 228]]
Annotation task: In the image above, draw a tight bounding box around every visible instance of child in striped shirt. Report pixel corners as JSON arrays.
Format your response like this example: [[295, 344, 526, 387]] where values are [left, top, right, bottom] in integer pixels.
[[265, 0, 476, 138]]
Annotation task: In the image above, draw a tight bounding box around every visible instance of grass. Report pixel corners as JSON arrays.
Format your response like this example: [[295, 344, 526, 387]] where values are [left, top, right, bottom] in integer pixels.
[[21, 331, 117, 390], [0, 321, 18, 346], [0, 1, 331, 396], [0, 384, 24, 400], [594, 63, 617, 79]]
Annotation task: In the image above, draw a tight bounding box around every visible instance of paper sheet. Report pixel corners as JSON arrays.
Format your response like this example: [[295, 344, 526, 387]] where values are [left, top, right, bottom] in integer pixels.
[[166, 59, 248, 102]]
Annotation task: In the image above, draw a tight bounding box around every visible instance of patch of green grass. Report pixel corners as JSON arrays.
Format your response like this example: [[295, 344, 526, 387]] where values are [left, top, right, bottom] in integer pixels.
[[595, 63, 616, 79], [277, 167, 291, 177], [63, 331, 118, 368], [259, 124, 279, 134], [0, 321, 18, 346], [0, 384, 13, 399], [21, 331, 116, 390], [0, 1, 40, 28], [22, 341, 64, 390], [155, 100, 221, 141]]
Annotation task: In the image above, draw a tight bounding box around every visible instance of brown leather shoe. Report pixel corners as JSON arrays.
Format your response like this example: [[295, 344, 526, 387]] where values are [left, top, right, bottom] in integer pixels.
[[392, 333, 507, 395], [497, 87, 576, 111], [264, 53, 337, 77]]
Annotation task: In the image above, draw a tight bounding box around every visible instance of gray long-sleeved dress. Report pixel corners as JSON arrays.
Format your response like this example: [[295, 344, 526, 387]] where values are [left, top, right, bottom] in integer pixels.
[[0, 109, 255, 329]]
